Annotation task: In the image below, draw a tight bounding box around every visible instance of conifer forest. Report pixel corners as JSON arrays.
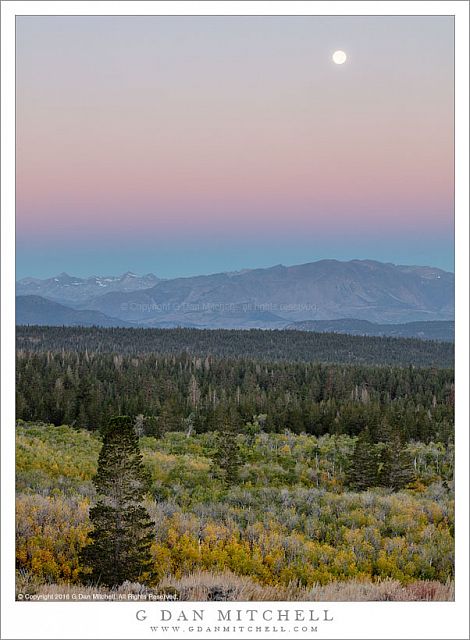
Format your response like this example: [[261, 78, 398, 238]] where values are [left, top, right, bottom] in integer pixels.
[[16, 326, 454, 600]]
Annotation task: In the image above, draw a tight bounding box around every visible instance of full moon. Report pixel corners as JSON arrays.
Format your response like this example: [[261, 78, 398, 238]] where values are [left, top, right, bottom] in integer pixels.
[[332, 50, 347, 65]]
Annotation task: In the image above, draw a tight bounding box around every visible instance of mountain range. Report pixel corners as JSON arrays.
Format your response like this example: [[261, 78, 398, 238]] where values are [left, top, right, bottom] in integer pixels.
[[16, 259, 454, 336], [16, 271, 160, 304]]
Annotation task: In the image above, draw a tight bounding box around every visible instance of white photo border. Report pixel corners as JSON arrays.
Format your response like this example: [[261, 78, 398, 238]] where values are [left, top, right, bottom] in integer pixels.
[[1, 2, 468, 639]]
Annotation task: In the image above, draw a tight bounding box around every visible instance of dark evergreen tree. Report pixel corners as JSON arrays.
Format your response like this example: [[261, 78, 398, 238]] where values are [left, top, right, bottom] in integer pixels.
[[346, 429, 379, 490], [143, 415, 165, 438], [212, 424, 243, 486], [80, 416, 155, 586], [380, 429, 416, 490]]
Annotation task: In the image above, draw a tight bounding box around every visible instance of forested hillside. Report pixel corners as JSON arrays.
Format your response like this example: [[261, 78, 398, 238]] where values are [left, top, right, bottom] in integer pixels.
[[285, 319, 454, 342], [15, 325, 454, 600], [16, 325, 454, 367], [16, 351, 454, 442]]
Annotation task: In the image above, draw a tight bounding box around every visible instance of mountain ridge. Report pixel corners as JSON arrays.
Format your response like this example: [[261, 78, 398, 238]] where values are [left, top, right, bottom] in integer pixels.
[[16, 295, 132, 328], [16, 259, 454, 329], [16, 272, 160, 305]]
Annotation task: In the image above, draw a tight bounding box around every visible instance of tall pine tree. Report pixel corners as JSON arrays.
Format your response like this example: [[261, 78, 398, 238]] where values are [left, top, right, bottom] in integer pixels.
[[380, 428, 416, 490], [80, 416, 155, 586], [212, 423, 243, 486], [346, 428, 380, 490]]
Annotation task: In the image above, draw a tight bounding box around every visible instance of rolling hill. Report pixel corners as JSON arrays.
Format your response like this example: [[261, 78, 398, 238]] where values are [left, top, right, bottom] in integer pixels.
[[16, 295, 131, 327], [285, 318, 454, 341]]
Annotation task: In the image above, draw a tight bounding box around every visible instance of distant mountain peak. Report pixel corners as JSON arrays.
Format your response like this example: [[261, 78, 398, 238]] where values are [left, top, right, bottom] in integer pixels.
[[225, 268, 252, 277], [16, 259, 453, 329], [16, 271, 161, 305]]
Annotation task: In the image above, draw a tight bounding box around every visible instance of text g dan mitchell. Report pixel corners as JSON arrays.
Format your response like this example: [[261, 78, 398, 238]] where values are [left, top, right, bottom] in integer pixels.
[[136, 607, 334, 623]]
